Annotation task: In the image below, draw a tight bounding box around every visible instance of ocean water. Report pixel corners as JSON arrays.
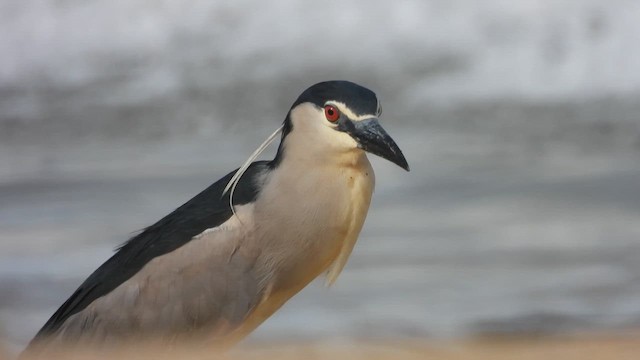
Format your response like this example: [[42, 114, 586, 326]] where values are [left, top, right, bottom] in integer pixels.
[[1, 0, 640, 352]]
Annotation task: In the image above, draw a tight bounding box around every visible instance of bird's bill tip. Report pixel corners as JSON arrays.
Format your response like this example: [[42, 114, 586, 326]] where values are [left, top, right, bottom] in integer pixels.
[[350, 118, 410, 171]]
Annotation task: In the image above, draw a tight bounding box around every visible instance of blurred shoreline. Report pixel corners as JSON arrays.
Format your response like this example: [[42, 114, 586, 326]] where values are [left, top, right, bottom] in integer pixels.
[[2, 0, 640, 354], [4, 331, 640, 360]]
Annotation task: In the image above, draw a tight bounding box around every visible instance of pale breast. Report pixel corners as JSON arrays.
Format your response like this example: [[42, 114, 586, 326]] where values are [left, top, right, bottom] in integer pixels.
[[222, 155, 375, 345], [251, 152, 375, 289]]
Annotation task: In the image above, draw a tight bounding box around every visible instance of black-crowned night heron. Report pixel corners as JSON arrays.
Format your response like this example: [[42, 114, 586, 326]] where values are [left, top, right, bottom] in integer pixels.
[[24, 80, 409, 353]]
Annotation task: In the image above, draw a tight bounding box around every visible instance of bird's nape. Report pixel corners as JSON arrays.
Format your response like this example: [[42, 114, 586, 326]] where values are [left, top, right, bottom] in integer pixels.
[[223, 124, 284, 217]]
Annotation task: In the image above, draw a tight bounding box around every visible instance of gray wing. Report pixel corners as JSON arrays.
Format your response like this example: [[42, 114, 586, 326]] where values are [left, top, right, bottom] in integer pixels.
[[22, 163, 270, 356], [36, 217, 263, 347]]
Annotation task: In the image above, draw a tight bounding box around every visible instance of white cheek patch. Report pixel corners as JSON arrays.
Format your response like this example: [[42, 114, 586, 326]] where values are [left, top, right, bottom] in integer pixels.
[[330, 129, 359, 148], [289, 103, 325, 131], [288, 103, 359, 150]]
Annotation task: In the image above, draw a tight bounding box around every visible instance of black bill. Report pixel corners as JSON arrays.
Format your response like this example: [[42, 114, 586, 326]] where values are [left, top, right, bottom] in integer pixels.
[[342, 118, 409, 171]]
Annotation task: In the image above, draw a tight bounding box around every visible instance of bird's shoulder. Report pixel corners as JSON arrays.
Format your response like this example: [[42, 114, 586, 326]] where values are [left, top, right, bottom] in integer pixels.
[[31, 161, 271, 341]]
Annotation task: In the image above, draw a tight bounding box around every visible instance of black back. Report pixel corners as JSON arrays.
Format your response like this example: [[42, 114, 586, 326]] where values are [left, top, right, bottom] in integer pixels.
[[32, 161, 269, 340]]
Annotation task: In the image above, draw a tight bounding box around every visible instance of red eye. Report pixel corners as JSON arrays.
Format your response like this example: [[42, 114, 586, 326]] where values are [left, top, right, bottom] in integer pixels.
[[324, 105, 340, 123]]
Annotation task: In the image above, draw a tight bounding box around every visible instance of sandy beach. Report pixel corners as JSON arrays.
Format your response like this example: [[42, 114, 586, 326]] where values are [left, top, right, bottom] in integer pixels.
[[4, 333, 640, 360]]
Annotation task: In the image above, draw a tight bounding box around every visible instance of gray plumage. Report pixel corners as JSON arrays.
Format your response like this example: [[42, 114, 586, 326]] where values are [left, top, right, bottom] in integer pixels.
[[24, 81, 408, 354]]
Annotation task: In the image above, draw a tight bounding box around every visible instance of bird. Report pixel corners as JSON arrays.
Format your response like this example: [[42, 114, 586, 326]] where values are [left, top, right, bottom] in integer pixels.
[[23, 80, 409, 354]]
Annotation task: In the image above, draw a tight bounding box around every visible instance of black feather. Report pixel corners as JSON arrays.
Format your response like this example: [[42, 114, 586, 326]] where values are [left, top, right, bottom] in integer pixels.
[[291, 80, 378, 116], [31, 161, 270, 341]]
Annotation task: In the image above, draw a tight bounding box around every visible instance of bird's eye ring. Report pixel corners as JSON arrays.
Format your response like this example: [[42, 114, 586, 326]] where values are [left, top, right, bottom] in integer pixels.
[[324, 105, 340, 123]]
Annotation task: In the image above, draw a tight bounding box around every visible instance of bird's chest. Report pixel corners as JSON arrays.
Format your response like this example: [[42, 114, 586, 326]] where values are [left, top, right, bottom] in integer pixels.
[[253, 158, 374, 284]]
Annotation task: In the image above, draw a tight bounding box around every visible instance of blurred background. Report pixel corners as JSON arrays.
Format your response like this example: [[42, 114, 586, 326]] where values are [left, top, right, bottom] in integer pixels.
[[1, 0, 640, 355]]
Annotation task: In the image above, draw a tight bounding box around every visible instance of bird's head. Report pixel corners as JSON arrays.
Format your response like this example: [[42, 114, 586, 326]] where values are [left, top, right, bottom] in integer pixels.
[[277, 81, 409, 171]]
